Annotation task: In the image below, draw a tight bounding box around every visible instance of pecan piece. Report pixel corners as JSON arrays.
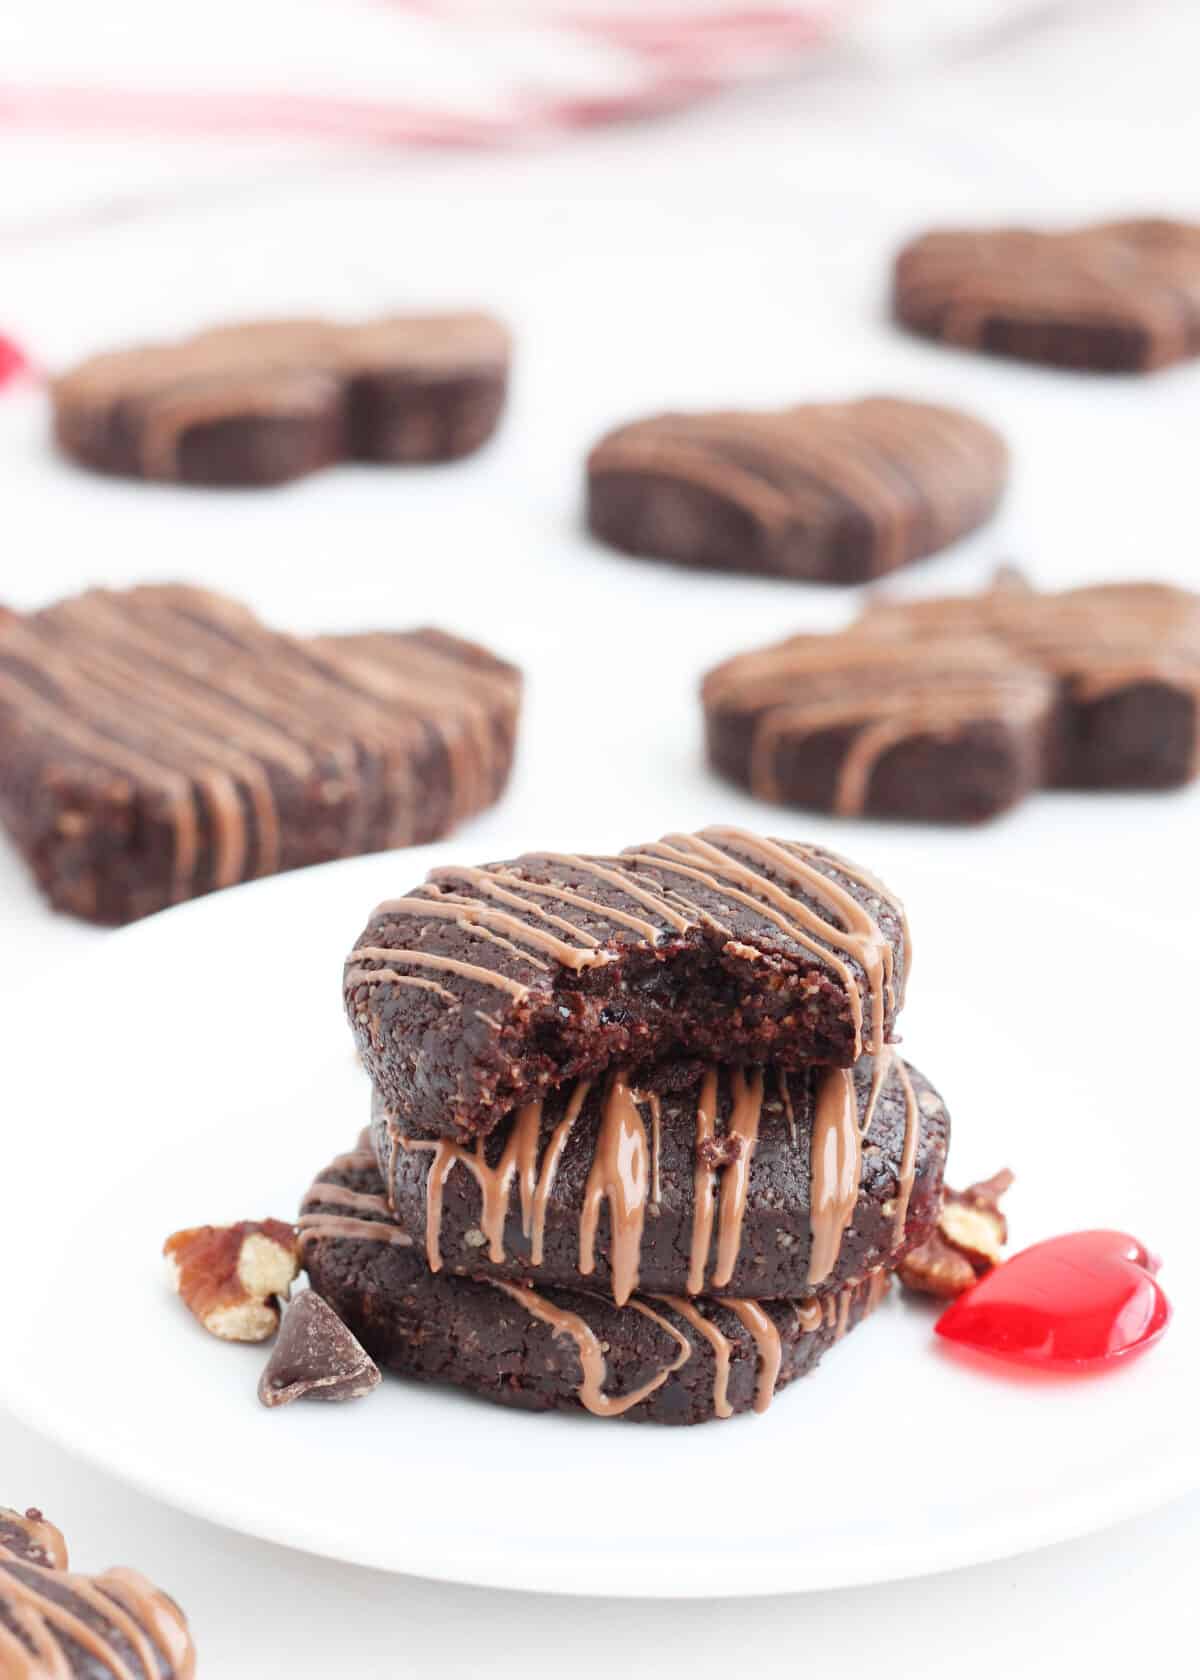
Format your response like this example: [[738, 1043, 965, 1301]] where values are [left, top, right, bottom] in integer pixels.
[[164, 1219, 300, 1342], [899, 1170, 1013, 1300]]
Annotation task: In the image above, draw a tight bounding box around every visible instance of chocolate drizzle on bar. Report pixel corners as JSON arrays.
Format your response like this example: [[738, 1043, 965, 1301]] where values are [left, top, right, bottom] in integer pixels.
[[893, 219, 1200, 372], [53, 312, 512, 483], [0, 584, 521, 922], [586, 397, 1009, 584], [300, 1143, 893, 1423], [0, 1508, 195, 1679], [346, 828, 910, 1140], [704, 575, 1200, 820], [379, 1047, 927, 1308]]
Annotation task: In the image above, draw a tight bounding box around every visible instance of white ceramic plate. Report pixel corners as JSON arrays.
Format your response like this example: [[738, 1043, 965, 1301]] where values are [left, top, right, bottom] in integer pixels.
[[0, 831, 1195, 1598]]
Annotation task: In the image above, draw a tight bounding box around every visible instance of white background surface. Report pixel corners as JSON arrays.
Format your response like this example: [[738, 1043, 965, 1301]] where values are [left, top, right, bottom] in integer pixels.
[[2, 0, 1199, 1671]]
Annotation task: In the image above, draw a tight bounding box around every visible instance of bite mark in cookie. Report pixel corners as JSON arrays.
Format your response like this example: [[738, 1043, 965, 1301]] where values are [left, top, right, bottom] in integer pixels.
[[345, 828, 910, 1138]]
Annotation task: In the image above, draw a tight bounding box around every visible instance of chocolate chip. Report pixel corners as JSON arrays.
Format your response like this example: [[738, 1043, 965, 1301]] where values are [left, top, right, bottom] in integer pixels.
[[257, 1290, 381, 1408]]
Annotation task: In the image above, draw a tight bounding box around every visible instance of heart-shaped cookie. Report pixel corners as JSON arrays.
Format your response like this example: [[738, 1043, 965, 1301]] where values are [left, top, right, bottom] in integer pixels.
[[893, 219, 1200, 372], [935, 1230, 1170, 1371], [587, 396, 1008, 584]]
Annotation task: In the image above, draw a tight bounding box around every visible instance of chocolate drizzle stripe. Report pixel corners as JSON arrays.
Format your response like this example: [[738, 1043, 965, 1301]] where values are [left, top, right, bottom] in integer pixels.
[[725, 1301, 783, 1413], [296, 1214, 413, 1249], [660, 888, 733, 937], [747, 688, 1040, 817], [0, 1568, 142, 1680], [807, 1067, 863, 1287], [9, 619, 281, 885], [592, 435, 797, 526], [400, 1084, 592, 1273], [646, 1092, 663, 1210], [578, 1071, 651, 1306], [866, 1269, 891, 1313], [436, 866, 655, 947], [434, 916, 553, 972], [348, 945, 529, 1000], [316, 640, 499, 831], [97, 1572, 196, 1680], [390, 1051, 920, 1305], [426, 866, 601, 946], [484, 1279, 691, 1418], [710, 1069, 765, 1288], [859, 1050, 891, 1140], [820, 857, 912, 1012], [63, 1576, 163, 1678], [0, 667, 200, 897], [795, 1299, 824, 1332], [530, 1083, 590, 1264], [687, 1068, 721, 1295], [654, 1296, 734, 1419], [369, 893, 594, 974], [323, 1148, 378, 1175], [891, 1058, 920, 1242], [40, 603, 319, 775], [532, 854, 693, 934], [343, 967, 458, 1004], [303, 1182, 392, 1217], [0, 586, 521, 916], [0, 1614, 50, 1678], [139, 371, 335, 478]]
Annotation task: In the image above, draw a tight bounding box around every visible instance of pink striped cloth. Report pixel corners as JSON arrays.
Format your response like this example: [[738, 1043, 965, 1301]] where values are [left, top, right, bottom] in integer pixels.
[[0, 1, 1097, 150], [0, 2, 847, 150]]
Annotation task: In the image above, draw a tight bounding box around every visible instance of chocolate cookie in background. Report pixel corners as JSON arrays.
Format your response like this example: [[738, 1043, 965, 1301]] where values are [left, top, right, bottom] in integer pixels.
[[893, 219, 1200, 372], [0, 583, 522, 924], [704, 630, 1054, 823], [702, 574, 1200, 822], [344, 828, 911, 1138], [0, 1505, 196, 1677], [585, 396, 1008, 584], [299, 1138, 894, 1426], [371, 1051, 949, 1302], [52, 312, 511, 486], [861, 575, 1200, 790]]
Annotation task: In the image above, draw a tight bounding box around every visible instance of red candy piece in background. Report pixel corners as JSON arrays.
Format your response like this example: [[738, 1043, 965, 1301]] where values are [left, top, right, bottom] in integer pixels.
[[935, 1230, 1169, 1372], [0, 334, 31, 389]]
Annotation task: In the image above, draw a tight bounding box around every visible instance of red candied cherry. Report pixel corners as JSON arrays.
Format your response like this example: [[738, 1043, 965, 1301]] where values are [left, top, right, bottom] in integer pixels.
[[935, 1230, 1169, 1372], [0, 335, 31, 389]]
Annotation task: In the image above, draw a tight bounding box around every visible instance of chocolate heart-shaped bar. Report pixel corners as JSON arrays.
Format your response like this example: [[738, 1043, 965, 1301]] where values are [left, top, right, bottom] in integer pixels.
[[52, 313, 510, 485], [894, 218, 1200, 372], [587, 396, 1008, 584], [935, 1230, 1170, 1371]]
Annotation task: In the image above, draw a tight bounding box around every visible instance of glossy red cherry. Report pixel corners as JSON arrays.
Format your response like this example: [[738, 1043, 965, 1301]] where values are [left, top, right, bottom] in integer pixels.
[[935, 1230, 1169, 1371], [0, 335, 30, 389]]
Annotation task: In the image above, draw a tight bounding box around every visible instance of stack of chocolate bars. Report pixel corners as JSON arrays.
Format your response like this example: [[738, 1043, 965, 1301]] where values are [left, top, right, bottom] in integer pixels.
[[299, 827, 950, 1424]]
